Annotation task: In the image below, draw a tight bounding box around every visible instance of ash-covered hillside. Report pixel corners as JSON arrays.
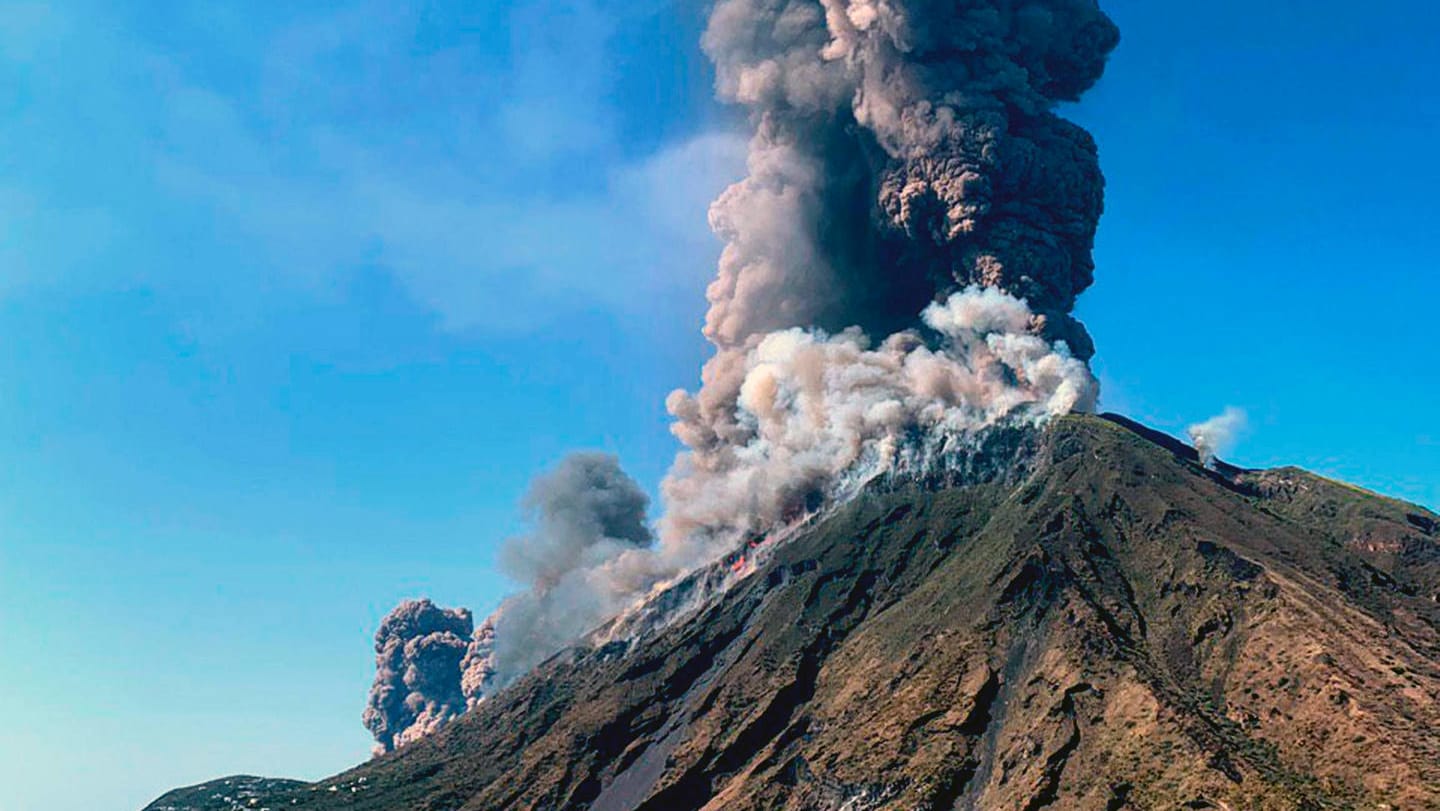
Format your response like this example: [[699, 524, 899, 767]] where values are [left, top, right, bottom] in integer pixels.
[[144, 415, 1440, 811]]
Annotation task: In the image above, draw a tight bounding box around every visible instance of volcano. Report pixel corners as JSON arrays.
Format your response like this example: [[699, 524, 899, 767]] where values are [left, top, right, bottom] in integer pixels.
[[144, 415, 1440, 810]]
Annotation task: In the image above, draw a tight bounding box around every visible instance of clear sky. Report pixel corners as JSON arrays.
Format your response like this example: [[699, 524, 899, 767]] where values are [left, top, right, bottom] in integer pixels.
[[1, 1, 1436, 809]]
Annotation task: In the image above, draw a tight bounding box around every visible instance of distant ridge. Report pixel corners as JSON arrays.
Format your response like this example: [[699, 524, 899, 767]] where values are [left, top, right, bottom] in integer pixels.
[[144, 776, 308, 811]]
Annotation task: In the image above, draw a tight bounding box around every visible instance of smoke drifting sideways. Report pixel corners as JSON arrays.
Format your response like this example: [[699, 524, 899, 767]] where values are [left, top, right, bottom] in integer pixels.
[[366, 0, 1121, 752], [1188, 407, 1248, 469], [365, 288, 1096, 751]]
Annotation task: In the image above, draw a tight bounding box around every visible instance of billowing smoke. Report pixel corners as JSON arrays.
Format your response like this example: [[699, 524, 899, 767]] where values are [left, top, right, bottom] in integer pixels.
[[362, 599, 474, 754], [1188, 407, 1247, 469], [366, 0, 1120, 750], [662, 286, 1095, 551]]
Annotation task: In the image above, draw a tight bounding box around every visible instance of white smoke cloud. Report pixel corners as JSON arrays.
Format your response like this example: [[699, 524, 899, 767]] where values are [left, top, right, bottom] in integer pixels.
[[661, 286, 1095, 559], [1187, 407, 1248, 469]]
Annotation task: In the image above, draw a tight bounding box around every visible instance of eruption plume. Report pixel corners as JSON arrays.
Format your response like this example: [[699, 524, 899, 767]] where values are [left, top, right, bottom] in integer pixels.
[[366, 0, 1120, 751], [696, 0, 1117, 352], [663, 0, 1117, 564]]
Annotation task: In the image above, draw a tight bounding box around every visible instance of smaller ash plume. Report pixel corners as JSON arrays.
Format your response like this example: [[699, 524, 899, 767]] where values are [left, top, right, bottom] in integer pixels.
[[486, 452, 655, 686], [1188, 407, 1248, 468], [362, 599, 474, 754], [496, 452, 652, 588]]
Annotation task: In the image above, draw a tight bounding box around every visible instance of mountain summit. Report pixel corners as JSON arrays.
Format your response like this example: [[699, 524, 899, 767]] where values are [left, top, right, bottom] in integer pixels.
[[145, 415, 1439, 810]]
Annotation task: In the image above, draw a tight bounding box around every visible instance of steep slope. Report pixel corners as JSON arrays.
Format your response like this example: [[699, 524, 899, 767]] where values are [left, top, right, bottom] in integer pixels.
[[144, 415, 1440, 810]]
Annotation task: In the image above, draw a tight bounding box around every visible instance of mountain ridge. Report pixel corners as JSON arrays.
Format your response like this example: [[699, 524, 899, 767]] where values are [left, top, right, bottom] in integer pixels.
[[144, 415, 1440, 810]]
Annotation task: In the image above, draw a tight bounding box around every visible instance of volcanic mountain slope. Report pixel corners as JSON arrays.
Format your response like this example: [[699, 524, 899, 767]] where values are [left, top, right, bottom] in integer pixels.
[[145, 415, 1440, 811]]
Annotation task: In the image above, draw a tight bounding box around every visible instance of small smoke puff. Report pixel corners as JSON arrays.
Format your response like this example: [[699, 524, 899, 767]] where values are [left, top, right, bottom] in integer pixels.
[[1187, 407, 1248, 469], [921, 286, 1034, 337], [363, 599, 474, 754]]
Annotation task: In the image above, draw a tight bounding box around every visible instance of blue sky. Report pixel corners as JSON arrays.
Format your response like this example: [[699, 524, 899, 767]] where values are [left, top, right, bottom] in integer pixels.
[[1, 1, 1437, 809]]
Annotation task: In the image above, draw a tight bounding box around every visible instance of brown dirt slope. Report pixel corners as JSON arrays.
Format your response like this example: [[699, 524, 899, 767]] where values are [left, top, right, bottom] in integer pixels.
[[144, 415, 1440, 811]]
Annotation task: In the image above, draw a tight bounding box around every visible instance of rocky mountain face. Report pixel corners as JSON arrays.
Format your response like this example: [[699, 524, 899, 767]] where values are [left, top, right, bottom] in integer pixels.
[[144, 415, 1440, 810]]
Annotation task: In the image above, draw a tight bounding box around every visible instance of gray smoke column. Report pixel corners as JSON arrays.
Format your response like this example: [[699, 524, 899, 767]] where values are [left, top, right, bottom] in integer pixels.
[[485, 452, 656, 685], [362, 599, 473, 754], [696, 0, 1118, 351]]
